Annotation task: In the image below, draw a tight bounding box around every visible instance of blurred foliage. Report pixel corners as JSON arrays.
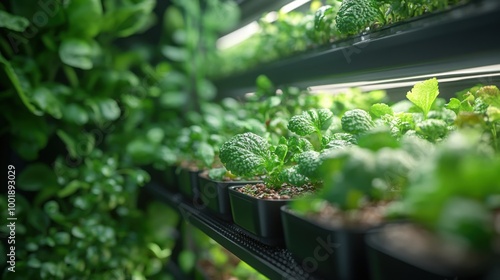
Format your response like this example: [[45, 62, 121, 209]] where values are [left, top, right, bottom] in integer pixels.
[[0, 0, 257, 278], [211, 0, 469, 77]]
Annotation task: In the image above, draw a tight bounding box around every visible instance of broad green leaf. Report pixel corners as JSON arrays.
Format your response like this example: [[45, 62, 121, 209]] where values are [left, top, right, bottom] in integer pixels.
[[487, 106, 500, 122], [255, 75, 274, 97], [406, 78, 439, 117], [96, 98, 120, 121], [31, 87, 63, 119], [197, 79, 216, 100], [160, 91, 187, 108], [195, 142, 215, 167], [18, 163, 58, 191], [126, 138, 156, 165], [370, 103, 393, 118], [66, 0, 103, 38], [0, 10, 29, 32], [358, 129, 400, 151], [179, 250, 195, 273], [446, 98, 462, 111], [59, 38, 95, 69], [146, 127, 164, 144], [62, 103, 89, 125], [161, 46, 187, 62]]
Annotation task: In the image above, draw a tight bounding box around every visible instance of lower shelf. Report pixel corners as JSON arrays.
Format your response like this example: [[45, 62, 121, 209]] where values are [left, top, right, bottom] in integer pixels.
[[145, 182, 324, 280]]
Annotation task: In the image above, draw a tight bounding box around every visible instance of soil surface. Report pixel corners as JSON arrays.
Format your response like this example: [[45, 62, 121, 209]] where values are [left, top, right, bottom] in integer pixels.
[[199, 170, 261, 182], [236, 183, 317, 200], [306, 201, 389, 228]]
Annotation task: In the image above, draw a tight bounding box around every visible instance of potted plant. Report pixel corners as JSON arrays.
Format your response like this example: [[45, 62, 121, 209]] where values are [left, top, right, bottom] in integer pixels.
[[365, 84, 500, 279], [280, 78, 457, 279], [217, 108, 335, 245], [366, 130, 500, 280]]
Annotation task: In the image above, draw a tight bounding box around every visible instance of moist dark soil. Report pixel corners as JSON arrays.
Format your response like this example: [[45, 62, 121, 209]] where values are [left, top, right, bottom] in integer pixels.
[[237, 183, 317, 200], [306, 201, 389, 228], [199, 170, 261, 182]]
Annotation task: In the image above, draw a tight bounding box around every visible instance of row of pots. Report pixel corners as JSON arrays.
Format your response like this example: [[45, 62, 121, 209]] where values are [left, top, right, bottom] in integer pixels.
[[156, 166, 498, 280]]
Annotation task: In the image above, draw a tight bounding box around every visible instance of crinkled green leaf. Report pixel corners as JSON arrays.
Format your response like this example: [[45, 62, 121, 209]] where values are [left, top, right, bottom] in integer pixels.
[[476, 85, 500, 108], [288, 109, 333, 136], [341, 109, 374, 134], [219, 133, 271, 177]]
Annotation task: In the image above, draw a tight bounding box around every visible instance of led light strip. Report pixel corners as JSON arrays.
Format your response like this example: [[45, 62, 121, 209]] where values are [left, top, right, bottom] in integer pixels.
[[216, 0, 311, 50]]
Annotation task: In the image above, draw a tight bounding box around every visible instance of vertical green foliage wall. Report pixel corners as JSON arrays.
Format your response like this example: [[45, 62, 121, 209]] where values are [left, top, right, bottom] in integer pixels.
[[0, 0, 188, 278]]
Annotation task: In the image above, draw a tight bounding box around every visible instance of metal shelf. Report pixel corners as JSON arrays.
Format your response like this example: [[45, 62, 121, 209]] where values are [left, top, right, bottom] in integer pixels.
[[212, 0, 500, 97], [145, 182, 324, 280]]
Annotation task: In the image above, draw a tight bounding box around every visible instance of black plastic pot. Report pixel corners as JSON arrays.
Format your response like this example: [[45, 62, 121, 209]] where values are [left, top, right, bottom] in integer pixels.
[[177, 167, 201, 201], [142, 165, 178, 192], [281, 206, 370, 280], [198, 175, 261, 222], [365, 224, 489, 280], [228, 186, 291, 246]]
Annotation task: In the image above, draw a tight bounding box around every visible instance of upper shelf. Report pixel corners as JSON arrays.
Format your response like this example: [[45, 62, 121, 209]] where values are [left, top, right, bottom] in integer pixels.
[[229, 0, 291, 35], [212, 0, 500, 97]]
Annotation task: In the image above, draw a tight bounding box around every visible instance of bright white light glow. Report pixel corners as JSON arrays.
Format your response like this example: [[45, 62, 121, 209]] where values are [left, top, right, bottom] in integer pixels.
[[309, 64, 500, 94], [281, 0, 311, 14], [217, 0, 311, 50], [217, 21, 260, 50]]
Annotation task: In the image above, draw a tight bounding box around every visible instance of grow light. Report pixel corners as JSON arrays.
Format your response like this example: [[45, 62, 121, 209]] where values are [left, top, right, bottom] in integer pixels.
[[217, 0, 311, 50], [308, 64, 500, 94]]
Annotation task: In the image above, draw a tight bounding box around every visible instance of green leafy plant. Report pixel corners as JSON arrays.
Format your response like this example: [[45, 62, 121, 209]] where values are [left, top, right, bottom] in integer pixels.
[[219, 132, 311, 188], [406, 77, 440, 118], [287, 108, 334, 149], [387, 130, 500, 254]]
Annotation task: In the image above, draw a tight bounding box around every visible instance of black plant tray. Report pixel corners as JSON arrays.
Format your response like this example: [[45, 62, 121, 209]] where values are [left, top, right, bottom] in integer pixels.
[[198, 175, 261, 222], [145, 182, 324, 280], [213, 0, 500, 97]]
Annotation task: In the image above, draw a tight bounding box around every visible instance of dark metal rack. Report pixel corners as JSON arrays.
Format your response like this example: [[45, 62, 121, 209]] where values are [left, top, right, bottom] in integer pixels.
[[149, 1, 500, 278], [213, 0, 500, 97], [145, 182, 323, 280]]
